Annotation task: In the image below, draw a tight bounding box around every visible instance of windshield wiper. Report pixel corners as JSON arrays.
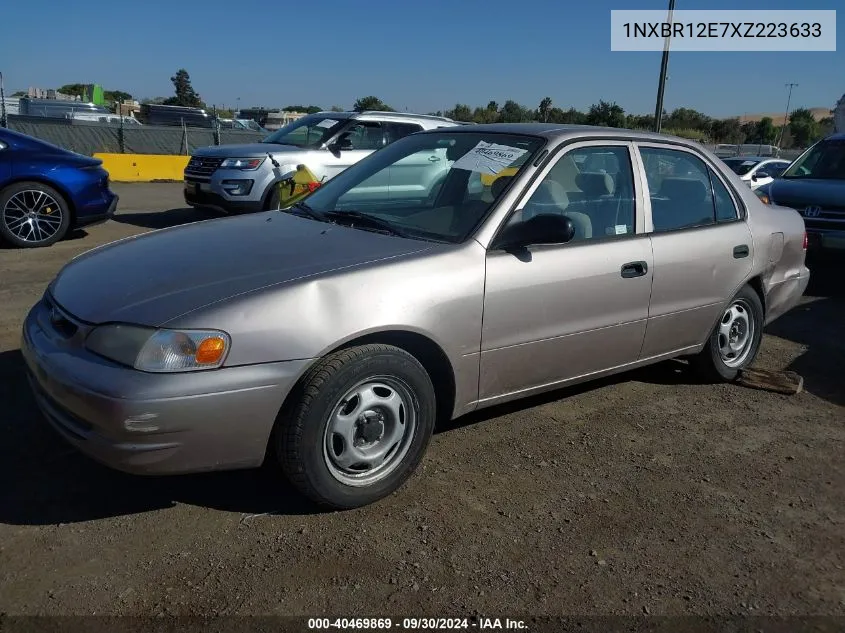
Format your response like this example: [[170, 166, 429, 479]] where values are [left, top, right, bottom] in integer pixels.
[[324, 210, 412, 238], [283, 201, 329, 222]]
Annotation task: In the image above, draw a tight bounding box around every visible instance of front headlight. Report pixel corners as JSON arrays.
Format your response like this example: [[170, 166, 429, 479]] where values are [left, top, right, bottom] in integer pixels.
[[219, 157, 264, 170], [86, 325, 231, 372]]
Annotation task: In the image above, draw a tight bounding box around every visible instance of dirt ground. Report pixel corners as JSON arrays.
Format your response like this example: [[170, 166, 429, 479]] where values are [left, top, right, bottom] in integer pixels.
[[0, 183, 842, 619]]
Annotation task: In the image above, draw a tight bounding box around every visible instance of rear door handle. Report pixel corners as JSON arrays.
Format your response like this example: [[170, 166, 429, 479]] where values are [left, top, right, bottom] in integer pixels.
[[621, 261, 648, 278], [733, 244, 750, 258]]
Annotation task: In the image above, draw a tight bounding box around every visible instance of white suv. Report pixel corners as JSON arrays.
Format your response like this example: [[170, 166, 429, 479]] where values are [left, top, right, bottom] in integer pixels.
[[184, 111, 462, 213]]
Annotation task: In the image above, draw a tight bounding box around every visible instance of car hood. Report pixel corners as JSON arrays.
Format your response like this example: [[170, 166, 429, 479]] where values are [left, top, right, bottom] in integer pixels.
[[192, 143, 303, 157], [49, 212, 432, 326], [766, 178, 845, 208]]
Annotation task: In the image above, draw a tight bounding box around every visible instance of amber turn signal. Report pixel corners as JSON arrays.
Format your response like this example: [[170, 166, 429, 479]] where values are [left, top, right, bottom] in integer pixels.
[[196, 336, 227, 364]]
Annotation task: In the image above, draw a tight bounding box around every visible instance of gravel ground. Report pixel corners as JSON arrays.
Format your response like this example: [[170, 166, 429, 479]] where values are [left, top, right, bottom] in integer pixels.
[[0, 183, 842, 619]]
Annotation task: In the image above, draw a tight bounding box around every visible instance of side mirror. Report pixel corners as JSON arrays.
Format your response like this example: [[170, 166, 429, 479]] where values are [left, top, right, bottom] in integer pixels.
[[754, 171, 770, 180], [494, 213, 576, 251]]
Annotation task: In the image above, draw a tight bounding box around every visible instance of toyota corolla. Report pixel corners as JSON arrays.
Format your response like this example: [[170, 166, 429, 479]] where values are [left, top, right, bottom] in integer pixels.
[[21, 124, 810, 509]]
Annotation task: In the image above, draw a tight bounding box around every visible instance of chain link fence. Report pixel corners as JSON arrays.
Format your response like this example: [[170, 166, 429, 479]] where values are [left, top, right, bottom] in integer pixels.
[[7, 116, 264, 156]]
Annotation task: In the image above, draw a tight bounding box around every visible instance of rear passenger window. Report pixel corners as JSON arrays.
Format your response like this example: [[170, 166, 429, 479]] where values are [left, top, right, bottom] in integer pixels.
[[640, 147, 715, 232], [710, 170, 739, 222], [384, 122, 423, 144]]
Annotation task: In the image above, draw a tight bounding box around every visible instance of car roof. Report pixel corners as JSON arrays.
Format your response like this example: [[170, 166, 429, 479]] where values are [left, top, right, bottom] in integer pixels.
[[722, 156, 788, 162], [310, 110, 459, 125]]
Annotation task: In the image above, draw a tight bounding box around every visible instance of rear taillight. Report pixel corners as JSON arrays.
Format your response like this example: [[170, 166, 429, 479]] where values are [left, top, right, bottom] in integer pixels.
[[802, 232, 808, 250]]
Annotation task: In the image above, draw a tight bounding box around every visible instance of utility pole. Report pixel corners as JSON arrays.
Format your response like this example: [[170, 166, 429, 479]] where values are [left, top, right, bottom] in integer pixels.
[[653, 0, 676, 133], [0, 71, 7, 128], [776, 82, 798, 152]]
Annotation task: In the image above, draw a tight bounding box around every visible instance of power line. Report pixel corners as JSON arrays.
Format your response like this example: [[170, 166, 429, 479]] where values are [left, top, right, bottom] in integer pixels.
[[776, 83, 798, 150]]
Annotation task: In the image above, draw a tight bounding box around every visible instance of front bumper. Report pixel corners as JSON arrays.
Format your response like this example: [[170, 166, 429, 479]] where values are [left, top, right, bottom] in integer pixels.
[[184, 183, 265, 214], [20, 296, 311, 475], [806, 230, 845, 251]]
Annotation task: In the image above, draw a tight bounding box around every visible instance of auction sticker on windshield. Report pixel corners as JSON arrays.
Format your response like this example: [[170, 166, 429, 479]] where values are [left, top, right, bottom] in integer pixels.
[[316, 119, 338, 128], [452, 142, 528, 176]]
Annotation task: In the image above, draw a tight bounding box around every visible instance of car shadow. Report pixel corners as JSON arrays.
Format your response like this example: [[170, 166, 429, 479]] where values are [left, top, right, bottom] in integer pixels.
[[112, 206, 226, 230], [762, 253, 845, 407]]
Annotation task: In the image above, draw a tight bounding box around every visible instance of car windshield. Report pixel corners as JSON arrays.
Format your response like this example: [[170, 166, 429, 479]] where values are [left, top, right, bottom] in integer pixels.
[[781, 139, 845, 180], [261, 114, 347, 148], [298, 131, 545, 243], [722, 158, 761, 176]]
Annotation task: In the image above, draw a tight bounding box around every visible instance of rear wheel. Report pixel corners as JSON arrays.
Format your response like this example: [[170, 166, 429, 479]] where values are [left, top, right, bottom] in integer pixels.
[[276, 344, 436, 509], [692, 284, 764, 382], [0, 182, 71, 248]]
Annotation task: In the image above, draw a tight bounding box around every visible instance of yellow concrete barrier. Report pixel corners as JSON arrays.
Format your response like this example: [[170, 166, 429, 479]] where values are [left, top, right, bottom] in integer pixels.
[[94, 153, 190, 182]]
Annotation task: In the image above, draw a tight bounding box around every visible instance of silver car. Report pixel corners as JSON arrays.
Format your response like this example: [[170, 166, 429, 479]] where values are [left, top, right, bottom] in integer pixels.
[[184, 110, 462, 214], [22, 124, 810, 509]]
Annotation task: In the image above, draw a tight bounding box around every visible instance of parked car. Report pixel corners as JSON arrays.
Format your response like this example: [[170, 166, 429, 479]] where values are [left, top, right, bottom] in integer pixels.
[[721, 156, 791, 190], [18, 97, 109, 119], [183, 110, 462, 214], [756, 133, 845, 252], [138, 104, 212, 128], [22, 124, 809, 509], [0, 128, 118, 248]]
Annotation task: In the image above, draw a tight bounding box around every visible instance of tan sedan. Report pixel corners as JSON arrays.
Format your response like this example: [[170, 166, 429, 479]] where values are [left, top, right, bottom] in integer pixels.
[[22, 124, 810, 509]]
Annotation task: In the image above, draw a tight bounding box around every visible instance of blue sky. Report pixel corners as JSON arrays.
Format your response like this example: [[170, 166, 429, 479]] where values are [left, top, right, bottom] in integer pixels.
[[1, 0, 841, 117]]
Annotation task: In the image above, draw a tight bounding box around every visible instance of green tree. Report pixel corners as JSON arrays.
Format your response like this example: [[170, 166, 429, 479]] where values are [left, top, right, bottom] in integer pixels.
[[711, 118, 743, 144], [330, 105, 345, 112], [754, 117, 778, 145], [353, 96, 394, 112], [499, 99, 532, 122], [537, 96, 553, 123], [104, 90, 132, 103], [664, 107, 711, 131], [162, 69, 203, 108], [446, 103, 473, 121], [626, 113, 654, 130], [585, 100, 626, 128], [472, 105, 499, 124], [788, 108, 820, 148], [282, 105, 322, 114], [57, 83, 86, 98]]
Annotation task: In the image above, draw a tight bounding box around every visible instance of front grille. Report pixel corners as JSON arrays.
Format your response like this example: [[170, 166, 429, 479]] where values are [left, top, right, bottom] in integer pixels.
[[784, 203, 845, 231], [185, 156, 224, 178]]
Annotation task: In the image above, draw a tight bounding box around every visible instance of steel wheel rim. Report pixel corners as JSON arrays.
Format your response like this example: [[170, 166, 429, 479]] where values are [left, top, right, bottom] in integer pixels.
[[323, 375, 417, 487], [3, 190, 63, 243], [718, 298, 755, 368]]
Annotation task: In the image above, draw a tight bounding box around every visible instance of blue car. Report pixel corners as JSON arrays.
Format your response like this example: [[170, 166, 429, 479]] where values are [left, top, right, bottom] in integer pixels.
[[0, 128, 118, 248]]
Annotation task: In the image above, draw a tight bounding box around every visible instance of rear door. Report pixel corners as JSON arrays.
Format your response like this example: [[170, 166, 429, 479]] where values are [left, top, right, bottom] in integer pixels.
[[635, 143, 753, 359]]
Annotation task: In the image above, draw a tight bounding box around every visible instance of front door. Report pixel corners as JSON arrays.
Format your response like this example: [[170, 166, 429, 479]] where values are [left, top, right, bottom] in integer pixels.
[[478, 142, 654, 403], [635, 143, 754, 358]]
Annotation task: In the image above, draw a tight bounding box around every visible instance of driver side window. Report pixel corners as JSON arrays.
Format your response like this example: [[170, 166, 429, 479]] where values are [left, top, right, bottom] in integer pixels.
[[506, 145, 636, 242]]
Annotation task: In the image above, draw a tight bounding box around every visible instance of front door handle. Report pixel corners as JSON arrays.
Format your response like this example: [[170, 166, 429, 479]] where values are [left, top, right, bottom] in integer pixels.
[[733, 244, 750, 258], [428, 155, 441, 162], [621, 261, 648, 278]]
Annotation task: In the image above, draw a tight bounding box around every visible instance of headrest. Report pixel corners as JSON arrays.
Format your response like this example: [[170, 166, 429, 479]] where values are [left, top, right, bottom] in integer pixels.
[[491, 175, 514, 199], [576, 172, 614, 197], [658, 177, 708, 201]]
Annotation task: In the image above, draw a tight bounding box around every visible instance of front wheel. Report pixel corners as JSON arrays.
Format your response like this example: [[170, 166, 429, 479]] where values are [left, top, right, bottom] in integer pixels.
[[276, 344, 437, 509], [692, 285, 764, 382]]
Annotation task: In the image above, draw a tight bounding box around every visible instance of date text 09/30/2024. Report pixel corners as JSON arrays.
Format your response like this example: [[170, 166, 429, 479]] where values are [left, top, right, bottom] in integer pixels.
[[307, 618, 528, 630]]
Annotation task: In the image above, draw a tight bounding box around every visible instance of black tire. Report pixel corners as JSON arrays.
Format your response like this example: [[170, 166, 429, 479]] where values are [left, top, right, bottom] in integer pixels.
[[265, 185, 281, 211], [692, 284, 764, 382], [0, 182, 71, 248], [276, 344, 436, 510]]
